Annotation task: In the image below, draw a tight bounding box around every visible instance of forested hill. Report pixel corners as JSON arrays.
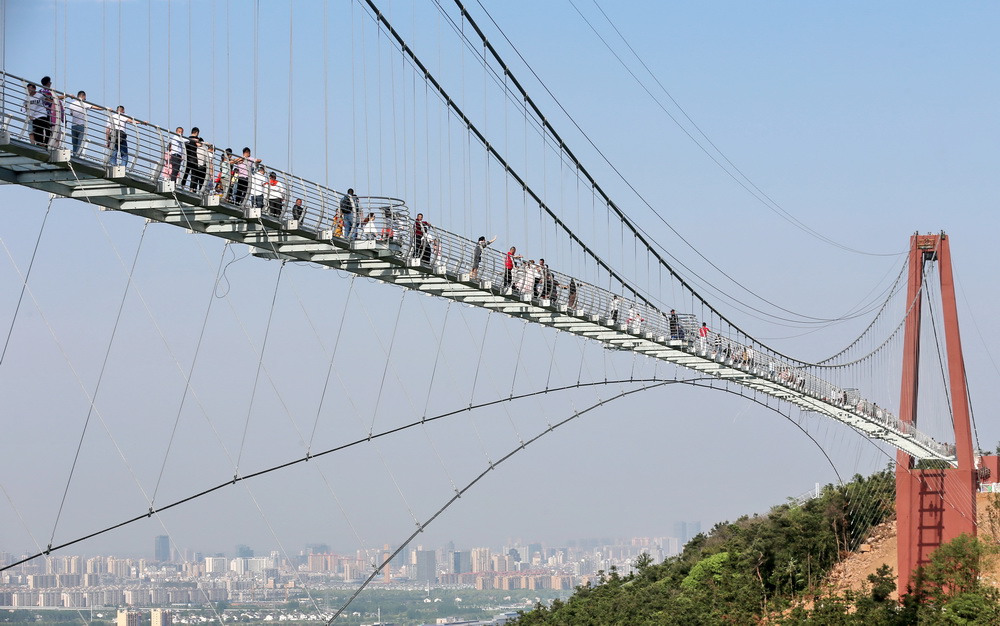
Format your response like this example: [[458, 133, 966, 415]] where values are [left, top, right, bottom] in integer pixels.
[[513, 470, 1000, 625]]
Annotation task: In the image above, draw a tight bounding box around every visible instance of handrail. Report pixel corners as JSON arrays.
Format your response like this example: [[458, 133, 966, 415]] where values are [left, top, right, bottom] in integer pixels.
[[0, 71, 409, 233], [0, 70, 954, 461]]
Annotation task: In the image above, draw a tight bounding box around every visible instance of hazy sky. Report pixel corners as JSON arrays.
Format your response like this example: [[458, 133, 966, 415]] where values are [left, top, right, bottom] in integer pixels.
[[1, 0, 998, 565]]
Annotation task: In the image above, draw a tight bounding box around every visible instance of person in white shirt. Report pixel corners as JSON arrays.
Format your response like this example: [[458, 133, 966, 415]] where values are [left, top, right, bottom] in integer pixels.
[[265, 171, 286, 217], [230, 147, 260, 205], [250, 164, 268, 209], [168, 127, 185, 181], [66, 91, 91, 156], [105, 105, 141, 167], [24, 83, 45, 145], [194, 139, 211, 193], [515, 260, 536, 295], [360, 212, 378, 239]]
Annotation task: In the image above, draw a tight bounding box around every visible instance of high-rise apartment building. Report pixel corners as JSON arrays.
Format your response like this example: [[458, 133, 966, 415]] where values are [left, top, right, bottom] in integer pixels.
[[452, 550, 471, 574], [470, 548, 491, 573], [116, 609, 141, 626], [414, 551, 436, 583], [106, 556, 132, 578], [154, 536, 170, 562], [673, 521, 702, 546], [150, 608, 172, 626], [86, 556, 107, 574]]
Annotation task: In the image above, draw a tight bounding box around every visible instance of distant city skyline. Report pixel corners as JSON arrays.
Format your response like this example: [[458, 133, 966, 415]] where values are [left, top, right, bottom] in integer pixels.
[[3, 522, 704, 564], [1, 533, 689, 614]]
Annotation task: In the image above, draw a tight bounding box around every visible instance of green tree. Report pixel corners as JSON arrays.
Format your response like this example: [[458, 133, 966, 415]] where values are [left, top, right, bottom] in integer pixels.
[[514, 471, 904, 625], [918, 534, 988, 603]]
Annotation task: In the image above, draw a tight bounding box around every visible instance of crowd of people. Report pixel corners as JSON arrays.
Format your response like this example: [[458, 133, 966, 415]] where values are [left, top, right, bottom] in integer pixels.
[[16, 76, 386, 227], [22, 77, 144, 167], [16, 78, 805, 385], [14, 75, 917, 441], [410, 219, 912, 435], [401, 213, 695, 338]]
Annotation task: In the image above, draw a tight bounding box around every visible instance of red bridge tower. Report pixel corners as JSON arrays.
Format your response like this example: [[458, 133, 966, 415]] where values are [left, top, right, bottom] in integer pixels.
[[895, 232, 984, 595]]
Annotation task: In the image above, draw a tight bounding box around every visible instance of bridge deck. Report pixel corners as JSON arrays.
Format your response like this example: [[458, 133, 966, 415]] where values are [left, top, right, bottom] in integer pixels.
[[0, 71, 954, 463]]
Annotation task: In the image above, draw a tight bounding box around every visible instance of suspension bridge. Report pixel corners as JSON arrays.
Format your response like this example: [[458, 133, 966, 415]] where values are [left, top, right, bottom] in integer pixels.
[[0, 0, 994, 613], [0, 68, 956, 463]]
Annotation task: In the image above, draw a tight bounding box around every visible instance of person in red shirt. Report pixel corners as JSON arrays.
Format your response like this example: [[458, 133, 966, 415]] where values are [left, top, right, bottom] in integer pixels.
[[413, 212, 429, 259], [698, 322, 710, 353], [502, 246, 521, 290]]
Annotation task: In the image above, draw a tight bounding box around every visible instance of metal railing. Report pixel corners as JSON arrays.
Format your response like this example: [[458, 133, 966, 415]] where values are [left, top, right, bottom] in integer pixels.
[[0, 71, 408, 236], [0, 71, 953, 461]]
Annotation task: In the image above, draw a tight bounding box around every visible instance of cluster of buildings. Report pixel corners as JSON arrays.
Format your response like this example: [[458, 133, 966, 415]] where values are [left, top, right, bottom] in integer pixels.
[[115, 609, 172, 626], [0, 523, 701, 611]]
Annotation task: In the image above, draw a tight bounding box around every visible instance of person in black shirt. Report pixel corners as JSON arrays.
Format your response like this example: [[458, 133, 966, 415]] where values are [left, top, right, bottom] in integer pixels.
[[181, 127, 201, 190]]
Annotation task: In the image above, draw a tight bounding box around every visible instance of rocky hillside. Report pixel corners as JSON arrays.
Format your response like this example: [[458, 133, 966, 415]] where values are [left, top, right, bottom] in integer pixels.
[[827, 492, 1000, 600]]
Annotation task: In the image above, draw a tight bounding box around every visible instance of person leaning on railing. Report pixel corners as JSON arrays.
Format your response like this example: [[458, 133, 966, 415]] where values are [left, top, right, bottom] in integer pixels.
[[215, 148, 234, 197], [470, 235, 496, 278], [502, 246, 521, 289], [64, 90, 90, 157], [380, 207, 396, 240], [229, 147, 261, 205], [360, 212, 378, 239], [105, 105, 145, 167]]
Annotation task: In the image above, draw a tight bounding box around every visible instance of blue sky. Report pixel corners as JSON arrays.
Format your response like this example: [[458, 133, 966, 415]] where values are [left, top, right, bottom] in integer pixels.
[[1, 0, 998, 563]]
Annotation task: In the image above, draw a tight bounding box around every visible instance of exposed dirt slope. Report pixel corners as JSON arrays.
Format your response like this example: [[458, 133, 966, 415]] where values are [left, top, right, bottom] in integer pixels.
[[825, 493, 1000, 599]]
